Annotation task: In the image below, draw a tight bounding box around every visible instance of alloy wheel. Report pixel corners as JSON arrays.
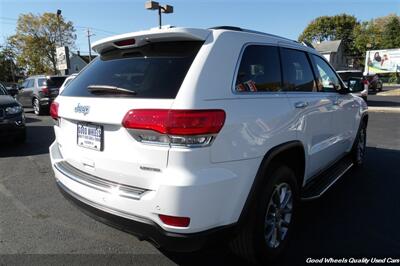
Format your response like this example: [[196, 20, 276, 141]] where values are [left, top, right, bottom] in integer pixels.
[[33, 99, 40, 114], [264, 182, 293, 248]]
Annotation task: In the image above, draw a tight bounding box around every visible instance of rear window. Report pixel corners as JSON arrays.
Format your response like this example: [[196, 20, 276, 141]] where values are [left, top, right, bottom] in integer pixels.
[[61, 41, 203, 98], [38, 77, 67, 88], [338, 71, 363, 81]]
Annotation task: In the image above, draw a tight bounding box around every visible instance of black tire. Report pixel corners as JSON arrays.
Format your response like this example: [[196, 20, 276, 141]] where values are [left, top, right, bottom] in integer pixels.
[[230, 164, 299, 264], [351, 121, 367, 166], [33, 98, 46, 115]]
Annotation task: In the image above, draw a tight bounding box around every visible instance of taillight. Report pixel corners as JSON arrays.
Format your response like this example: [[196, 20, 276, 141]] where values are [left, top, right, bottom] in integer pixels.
[[362, 79, 369, 85], [159, 214, 190, 227], [122, 109, 226, 147], [50, 102, 59, 120], [41, 87, 49, 95]]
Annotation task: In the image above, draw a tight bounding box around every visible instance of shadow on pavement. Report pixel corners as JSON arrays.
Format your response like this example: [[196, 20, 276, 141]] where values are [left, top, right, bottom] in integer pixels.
[[0, 125, 54, 157], [162, 147, 400, 265], [25, 116, 42, 123], [367, 100, 400, 107]]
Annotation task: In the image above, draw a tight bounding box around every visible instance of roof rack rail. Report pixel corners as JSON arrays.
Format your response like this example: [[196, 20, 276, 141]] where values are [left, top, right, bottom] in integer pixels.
[[301, 41, 315, 49], [209, 26, 243, 31], [209, 26, 296, 43]]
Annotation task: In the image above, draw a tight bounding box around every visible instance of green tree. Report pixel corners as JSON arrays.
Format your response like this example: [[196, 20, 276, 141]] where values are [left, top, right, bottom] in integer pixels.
[[0, 45, 17, 82], [353, 21, 382, 61], [298, 14, 359, 53], [353, 14, 400, 68], [381, 16, 400, 49], [8, 12, 76, 75]]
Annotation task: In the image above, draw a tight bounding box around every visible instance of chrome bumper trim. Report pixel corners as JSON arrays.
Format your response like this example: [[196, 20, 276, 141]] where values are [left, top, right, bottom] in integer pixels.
[[54, 160, 148, 200], [56, 180, 150, 223]]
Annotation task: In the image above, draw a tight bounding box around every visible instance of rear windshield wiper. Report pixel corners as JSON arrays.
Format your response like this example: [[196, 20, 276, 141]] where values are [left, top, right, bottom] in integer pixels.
[[87, 85, 137, 95]]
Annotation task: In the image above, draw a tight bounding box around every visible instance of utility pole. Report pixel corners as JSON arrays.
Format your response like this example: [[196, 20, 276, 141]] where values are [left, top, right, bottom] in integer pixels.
[[86, 28, 95, 62], [145, 1, 174, 29], [56, 9, 63, 46]]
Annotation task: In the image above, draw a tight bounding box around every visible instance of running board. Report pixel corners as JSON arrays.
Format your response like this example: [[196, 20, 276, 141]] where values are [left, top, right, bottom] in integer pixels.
[[301, 156, 353, 200]]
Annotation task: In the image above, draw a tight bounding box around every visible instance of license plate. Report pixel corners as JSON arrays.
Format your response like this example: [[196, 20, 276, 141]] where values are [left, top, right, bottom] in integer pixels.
[[77, 123, 103, 151]]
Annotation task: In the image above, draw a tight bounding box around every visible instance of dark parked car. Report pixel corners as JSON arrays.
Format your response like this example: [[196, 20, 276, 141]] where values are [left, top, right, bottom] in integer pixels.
[[365, 73, 383, 92], [0, 82, 18, 98], [337, 70, 368, 101], [0, 82, 26, 143], [17, 75, 67, 115]]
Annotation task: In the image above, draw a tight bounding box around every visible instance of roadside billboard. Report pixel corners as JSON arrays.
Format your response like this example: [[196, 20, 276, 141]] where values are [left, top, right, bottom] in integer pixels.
[[56, 46, 70, 71], [365, 48, 400, 74]]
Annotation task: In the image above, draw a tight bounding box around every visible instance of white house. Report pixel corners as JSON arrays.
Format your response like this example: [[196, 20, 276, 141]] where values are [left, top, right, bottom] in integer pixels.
[[314, 40, 347, 70], [68, 52, 97, 74]]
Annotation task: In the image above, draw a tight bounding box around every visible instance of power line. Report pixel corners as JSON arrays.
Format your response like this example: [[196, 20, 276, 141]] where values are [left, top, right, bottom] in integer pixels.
[[0, 16, 117, 35], [86, 28, 95, 62], [0, 17, 18, 21], [75, 25, 117, 35], [0, 21, 17, 25]]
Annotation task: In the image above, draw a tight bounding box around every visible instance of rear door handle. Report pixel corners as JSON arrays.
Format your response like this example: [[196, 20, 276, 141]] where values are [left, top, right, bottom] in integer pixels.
[[294, 101, 308, 108]]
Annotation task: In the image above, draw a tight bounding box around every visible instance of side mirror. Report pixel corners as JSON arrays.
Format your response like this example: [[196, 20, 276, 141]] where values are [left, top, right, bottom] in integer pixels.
[[347, 78, 363, 92], [18, 85, 24, 90]]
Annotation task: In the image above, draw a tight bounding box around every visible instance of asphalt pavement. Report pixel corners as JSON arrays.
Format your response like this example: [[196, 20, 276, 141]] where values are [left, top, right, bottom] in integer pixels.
[[0, 102, 399, 265]]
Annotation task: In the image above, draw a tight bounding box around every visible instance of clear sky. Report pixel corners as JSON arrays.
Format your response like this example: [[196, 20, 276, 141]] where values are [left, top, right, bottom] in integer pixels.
[[1, 0, 399, 54]]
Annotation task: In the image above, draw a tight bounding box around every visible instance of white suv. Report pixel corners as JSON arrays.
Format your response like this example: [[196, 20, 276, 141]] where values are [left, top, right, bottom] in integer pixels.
[[49, 26, 368, 263]]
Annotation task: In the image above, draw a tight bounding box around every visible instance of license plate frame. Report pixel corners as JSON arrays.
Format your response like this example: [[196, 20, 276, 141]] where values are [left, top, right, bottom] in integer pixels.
[[77, 122, 104, 151]]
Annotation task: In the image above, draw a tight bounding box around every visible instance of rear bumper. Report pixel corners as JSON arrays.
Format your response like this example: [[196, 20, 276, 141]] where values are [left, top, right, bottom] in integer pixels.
[[39, 97, 53, 106], [57, 180, 235, 252], [49, 140, 257, 250]]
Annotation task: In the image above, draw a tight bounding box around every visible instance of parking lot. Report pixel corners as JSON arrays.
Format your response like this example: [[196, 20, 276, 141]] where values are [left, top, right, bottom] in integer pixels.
[[1, 96, 399, 265]]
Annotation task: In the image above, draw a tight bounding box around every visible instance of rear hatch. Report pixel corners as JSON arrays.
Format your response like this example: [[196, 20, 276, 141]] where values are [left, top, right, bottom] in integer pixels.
[[56, 39, 204, 189], [39, 76, 67, 99]]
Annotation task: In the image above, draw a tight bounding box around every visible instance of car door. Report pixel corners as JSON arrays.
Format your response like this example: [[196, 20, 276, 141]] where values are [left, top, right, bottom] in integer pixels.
[[310, 54, 358, 156], [18, 79, 35, 107], [279, 47, 337, 180], [17, 79, 29, 106]]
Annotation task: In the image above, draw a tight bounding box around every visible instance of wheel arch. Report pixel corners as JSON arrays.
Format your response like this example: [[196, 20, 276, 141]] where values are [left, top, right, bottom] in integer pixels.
[[236, 140, 305, 227], [351, 111, 368, 150]]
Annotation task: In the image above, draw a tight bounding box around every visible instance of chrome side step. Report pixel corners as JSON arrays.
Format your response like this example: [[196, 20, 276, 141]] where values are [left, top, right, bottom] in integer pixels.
[[301, 156, 353, 200]]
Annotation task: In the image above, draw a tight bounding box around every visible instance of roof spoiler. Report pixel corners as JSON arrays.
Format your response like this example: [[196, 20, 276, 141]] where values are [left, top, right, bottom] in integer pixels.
[[92, 28, 210, 54]]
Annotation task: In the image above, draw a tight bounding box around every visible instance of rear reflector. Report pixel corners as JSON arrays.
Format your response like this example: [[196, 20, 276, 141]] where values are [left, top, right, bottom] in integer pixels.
[[50, 102, 59, 119], [114, 39, 135, 47], [159, 214, 190, 227], [122, 109, 226, 136]]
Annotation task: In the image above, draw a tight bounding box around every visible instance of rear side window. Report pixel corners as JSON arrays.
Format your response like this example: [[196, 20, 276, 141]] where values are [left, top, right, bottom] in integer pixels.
[[26, 79, 34, 88], [62, 41, 203, 98], [281, 48, 315, 92], [311, 55, 341, 92], [47, 77, 67, 88], [235, 45, 281, 92], [38, 78, 46, 87]]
